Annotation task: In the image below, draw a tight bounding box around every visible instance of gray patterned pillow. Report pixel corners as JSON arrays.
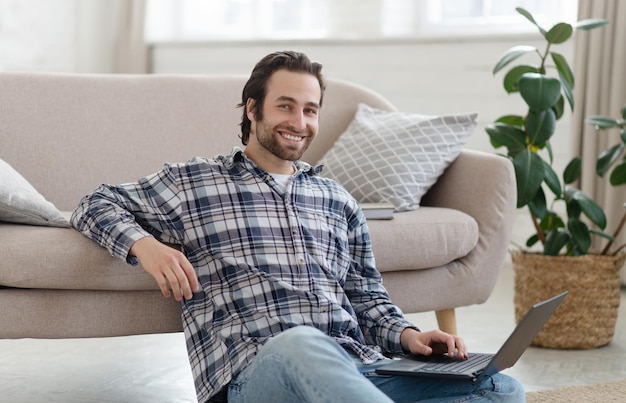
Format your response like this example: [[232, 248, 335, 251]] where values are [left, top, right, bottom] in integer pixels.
[[319, 103, 477, 211], [0, 158, 69, 227]]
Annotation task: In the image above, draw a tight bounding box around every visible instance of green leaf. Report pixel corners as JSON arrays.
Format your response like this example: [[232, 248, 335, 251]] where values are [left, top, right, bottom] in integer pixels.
[[516, 7, 546, 35], [551, 52, 574, 90], [503, 65, 538, 93], [519, 73, 562, 112], [552, 95, 565, 120], [545, 23, 573, 44], [493, 46, 537, 75], [568, 218, 591, 254], [566, 196, 582, 219], [559, 71, 575, 111], [590, 228, 614, 242], [545, 141, 555, 164], [596, 143, 624, 177], [575, 18, 609, 30], [566, 188, 607, 229], [540, 212, 565, 231], [563, 156, 581, 184], [528, 187, 547, 219], [485, 123, 527, 154], [610, 161, 626, 186], [542, 160, 562, 197], [526, 234, 540, 248], [585, 116, 620, 129], [513, 149, 546, 207], [544, 229, 569, 256], [622, 105, 626, 120], [496, 115, 525, 126], [525, 109, 556, 145]]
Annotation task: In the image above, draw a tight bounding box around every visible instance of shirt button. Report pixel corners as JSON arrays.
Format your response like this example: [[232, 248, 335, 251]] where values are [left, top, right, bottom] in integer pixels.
[[292, 229, 298, 235], [298, 258, 305, 264]]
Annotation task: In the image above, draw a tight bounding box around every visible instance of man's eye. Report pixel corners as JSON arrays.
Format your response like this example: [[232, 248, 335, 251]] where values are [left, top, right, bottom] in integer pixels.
[[306, 108, 318, 115]]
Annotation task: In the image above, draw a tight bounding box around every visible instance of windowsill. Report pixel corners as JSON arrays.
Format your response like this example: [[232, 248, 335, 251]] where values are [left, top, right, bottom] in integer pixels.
[[147, 31, 552, 49]]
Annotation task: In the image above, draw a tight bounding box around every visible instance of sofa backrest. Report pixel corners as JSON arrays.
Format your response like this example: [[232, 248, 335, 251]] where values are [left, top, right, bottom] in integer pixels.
[[0, 73, 395, 211]]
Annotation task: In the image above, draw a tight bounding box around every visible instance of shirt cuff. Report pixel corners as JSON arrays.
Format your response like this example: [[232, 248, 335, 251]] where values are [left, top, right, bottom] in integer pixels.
[[384, 317, 420, 354], [111, 226, 152, 265]]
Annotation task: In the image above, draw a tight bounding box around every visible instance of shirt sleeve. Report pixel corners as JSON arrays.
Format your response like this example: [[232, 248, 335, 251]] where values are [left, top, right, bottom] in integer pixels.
[[342, 203, 419, 354], [70, 163, 184, 264]]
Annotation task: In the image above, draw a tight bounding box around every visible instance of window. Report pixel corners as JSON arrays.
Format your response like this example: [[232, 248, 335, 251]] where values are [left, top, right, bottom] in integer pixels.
[[422, 0, 578, 35], [145, 0, 326, 42], [145, 0, 579, 42]]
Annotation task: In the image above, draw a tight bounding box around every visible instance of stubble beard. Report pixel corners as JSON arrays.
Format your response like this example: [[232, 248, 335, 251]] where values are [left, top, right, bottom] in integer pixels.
[[255, 121, 313, 162]]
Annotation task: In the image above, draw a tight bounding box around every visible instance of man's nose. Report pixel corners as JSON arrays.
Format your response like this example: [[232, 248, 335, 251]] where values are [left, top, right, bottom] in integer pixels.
[[288, 110, 307, 131]]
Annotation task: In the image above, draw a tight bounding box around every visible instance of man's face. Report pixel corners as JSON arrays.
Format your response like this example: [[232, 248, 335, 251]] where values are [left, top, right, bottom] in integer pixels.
[[246, 69, 321, 164]]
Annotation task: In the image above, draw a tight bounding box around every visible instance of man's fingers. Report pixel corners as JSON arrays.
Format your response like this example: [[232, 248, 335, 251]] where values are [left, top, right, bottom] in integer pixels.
[[161, 268, 182, 301], [414, 330, 469, 359], [447, 338, 457, 357], [154, 249, 194, 301], [454, 336, 468, 359], [181, 258, 200, 293], [164, 260, 199, 301], [154, 272, 172, 298], [430, 342, 449, 355], [132, 238, 198, 301]]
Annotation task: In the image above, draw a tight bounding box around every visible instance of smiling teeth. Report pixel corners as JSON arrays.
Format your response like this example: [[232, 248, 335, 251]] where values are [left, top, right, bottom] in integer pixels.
[[282, 133, 302, 141]]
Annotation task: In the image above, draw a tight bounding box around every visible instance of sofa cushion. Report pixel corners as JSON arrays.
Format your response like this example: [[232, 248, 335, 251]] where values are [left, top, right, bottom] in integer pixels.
[[0, 221, 157, 291], [0, 158, 69, 227], [0, 207, 477, 290], [368, 207, 479, 272], [319, 104, 477, 211]]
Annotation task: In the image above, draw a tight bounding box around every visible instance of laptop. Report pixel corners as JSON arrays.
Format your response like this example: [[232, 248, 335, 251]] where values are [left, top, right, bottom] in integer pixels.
[[376, 291, 568, 383]]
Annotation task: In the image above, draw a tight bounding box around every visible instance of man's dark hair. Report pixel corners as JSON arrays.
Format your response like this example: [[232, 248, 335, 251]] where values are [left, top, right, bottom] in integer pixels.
[[237, 51, 326, 145]]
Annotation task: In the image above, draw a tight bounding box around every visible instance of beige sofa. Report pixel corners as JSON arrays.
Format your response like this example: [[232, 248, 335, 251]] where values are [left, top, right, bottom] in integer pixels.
[[0, 72, 516, 339]]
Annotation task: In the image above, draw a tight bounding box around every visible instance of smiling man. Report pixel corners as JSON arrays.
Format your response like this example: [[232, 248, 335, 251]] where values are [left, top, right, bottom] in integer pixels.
[[242, 68, 320, 172], [71, 51, 524, 403]]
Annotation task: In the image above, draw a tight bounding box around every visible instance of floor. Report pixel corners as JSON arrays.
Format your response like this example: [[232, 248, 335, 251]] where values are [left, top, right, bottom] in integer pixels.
[[1, 258, 625, 402]]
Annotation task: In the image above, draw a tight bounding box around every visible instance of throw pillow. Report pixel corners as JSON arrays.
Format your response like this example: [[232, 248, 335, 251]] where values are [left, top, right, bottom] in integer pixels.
[[0, 158, 70, 227], [319, 103, 477, 211]]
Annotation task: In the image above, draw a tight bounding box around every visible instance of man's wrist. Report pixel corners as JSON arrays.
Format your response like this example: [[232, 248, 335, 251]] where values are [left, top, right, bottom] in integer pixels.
[[400, 326, 421, 352]]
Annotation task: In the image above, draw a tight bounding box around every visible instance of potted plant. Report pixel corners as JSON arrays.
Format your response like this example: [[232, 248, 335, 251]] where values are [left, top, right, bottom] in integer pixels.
[[585, 105, 626, 255], [486, 7, 624, 349]]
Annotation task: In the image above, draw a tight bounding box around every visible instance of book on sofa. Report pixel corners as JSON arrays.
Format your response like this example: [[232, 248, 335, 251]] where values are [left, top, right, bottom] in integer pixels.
[[360, 202, 395, 220]]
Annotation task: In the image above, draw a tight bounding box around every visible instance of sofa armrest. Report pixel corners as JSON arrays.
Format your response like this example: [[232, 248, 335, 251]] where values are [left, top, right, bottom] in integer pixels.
[[421, 149, 517, 301]]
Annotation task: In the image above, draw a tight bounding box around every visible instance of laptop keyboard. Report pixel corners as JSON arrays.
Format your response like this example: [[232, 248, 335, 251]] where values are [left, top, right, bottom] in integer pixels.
[[425, 353, 493, 374]]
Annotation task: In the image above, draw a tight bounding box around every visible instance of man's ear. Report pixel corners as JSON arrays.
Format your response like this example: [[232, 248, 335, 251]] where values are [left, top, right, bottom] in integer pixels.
[[246, 98, 256, 122]]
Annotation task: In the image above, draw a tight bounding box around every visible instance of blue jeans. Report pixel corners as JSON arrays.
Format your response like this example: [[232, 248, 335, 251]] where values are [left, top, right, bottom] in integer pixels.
[[227, 326, 525, 402]]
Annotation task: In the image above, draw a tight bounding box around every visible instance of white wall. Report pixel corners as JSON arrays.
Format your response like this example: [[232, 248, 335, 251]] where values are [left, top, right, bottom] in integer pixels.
[[0, 0, 120, 73], [0, 0, 76, 71]]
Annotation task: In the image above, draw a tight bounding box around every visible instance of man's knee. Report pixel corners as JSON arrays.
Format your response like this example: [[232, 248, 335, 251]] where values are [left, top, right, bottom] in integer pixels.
[[489, 374, 526, 402]]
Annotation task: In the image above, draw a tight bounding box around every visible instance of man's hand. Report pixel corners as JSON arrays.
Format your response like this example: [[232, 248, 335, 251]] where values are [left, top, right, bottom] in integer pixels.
[[400, 328, 469, 359], [130, 236, 200, 301]]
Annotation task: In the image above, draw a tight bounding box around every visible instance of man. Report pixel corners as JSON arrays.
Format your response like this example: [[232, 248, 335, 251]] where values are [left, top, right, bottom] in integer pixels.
[[72, 51, 524, 402]]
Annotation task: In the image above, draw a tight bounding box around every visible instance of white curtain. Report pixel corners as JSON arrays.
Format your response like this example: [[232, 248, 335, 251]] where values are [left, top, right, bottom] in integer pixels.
[[571, 0, 626, 255], [114, 0, 148, 73]]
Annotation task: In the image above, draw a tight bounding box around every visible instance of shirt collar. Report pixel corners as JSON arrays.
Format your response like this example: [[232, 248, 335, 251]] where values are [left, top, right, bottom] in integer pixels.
[[229, 147, 322, 177]]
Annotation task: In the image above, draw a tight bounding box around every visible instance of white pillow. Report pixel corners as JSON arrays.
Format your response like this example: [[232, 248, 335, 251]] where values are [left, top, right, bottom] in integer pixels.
[[319, 104, 477, 211], [0, 158, 70, 227]]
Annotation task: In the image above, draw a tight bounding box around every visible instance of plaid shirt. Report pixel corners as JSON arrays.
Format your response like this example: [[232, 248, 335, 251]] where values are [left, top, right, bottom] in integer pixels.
[[71, 148, 416, 402]]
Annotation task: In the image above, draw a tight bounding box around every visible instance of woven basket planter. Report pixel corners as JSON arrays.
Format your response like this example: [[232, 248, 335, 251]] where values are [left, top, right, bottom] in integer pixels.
[[512, 251, 626, 349]]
